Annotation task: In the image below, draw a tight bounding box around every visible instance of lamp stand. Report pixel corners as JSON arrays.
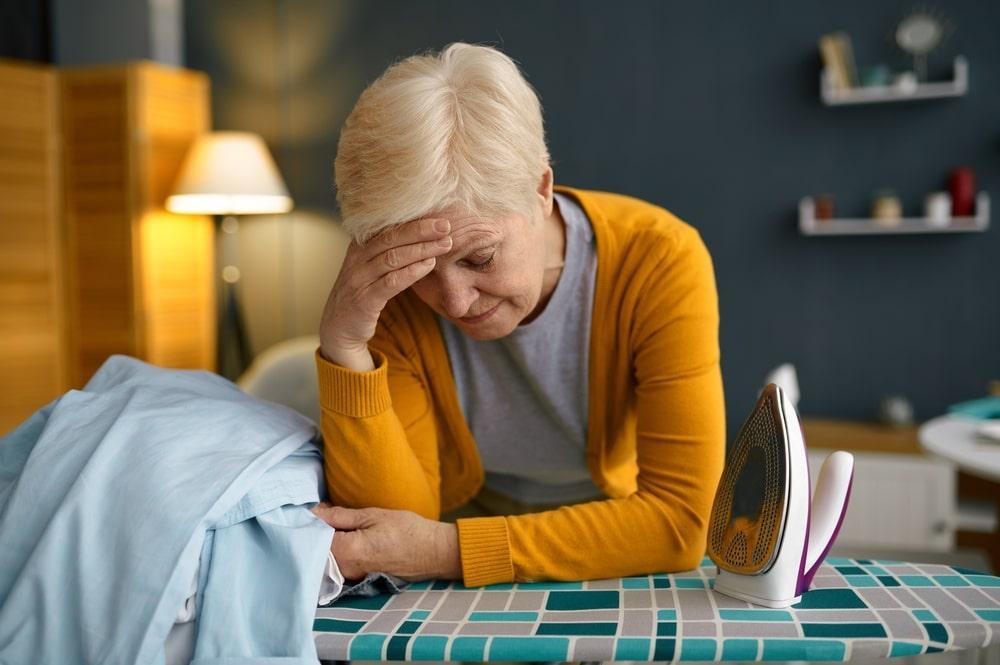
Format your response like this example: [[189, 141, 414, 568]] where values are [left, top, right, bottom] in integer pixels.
[[217, 215, 252, 380]]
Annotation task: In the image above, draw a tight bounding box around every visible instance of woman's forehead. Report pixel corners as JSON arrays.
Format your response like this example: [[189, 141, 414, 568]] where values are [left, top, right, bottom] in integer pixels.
[[444, 227, 502, 261], [432, 211, 505, 246]]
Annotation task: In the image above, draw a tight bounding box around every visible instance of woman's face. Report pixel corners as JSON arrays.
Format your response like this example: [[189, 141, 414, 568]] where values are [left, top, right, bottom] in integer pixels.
[[409, 207, 549, 340]]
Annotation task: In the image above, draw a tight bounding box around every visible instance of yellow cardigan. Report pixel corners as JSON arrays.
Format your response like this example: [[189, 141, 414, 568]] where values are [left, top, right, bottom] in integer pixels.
[[316, 186, 726, 587]]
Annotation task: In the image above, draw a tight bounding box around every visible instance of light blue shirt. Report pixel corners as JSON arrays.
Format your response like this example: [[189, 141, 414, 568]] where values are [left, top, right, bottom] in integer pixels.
[[0, 356, 334, 664]]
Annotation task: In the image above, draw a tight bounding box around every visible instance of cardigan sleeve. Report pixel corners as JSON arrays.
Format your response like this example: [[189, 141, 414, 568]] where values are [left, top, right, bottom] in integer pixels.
[[315, 322, 442, 520], [455, 224, 726, 585]]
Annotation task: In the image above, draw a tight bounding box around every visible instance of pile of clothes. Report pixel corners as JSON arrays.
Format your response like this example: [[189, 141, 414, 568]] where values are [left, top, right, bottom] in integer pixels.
[[0, 356, 337, 664]]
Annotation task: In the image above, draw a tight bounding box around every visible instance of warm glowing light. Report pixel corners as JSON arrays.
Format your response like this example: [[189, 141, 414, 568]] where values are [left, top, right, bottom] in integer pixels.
[[167, 194, 292, 215], [221, 265, 242, 283], [166, 132, 293, 215]]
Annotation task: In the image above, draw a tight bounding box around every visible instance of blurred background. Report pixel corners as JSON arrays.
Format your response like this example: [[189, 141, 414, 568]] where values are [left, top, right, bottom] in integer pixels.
[[1, 0, 997, 577]]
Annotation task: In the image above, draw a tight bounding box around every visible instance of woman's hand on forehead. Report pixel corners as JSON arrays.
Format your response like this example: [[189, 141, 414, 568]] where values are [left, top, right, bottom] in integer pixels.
[[404, 214, 502, 256], [369, 216, 451, 251], [318, 216, 453, 370]]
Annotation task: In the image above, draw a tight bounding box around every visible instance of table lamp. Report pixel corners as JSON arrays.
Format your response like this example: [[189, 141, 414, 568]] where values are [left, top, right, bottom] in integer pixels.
[[167, 131, 293, 379]]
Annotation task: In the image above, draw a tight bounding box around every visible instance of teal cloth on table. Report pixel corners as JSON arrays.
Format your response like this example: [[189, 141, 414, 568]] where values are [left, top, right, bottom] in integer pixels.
[[948, 395, 1000, 419], [314, 556, 1000, 662], [0, 356, 334, 664]]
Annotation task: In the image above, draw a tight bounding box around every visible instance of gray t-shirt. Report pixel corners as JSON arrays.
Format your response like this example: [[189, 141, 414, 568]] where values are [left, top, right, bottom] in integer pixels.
[[438, 192, 602, 504]]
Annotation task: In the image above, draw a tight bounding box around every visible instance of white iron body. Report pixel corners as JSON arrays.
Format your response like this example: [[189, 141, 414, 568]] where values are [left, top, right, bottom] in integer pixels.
[[711, 385, 855, 608]]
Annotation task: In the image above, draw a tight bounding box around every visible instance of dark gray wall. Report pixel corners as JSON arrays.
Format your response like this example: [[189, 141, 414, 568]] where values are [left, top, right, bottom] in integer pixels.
[[51, 0, 183, 66], [51, 0, 151, 64], [186, 0, 1000, 430], [0, 0, 51, 61]]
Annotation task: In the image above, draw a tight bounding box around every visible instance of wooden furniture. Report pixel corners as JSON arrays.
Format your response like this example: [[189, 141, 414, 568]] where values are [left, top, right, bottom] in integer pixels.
[[60, 62, 216, 387], [919, 415, 1000, 574], [0, 60, 216, 434], [0, 60, 66, 434], [955, 471, 1000, 576], [803, 418, 923, 455], [801, 419, 956, 553]]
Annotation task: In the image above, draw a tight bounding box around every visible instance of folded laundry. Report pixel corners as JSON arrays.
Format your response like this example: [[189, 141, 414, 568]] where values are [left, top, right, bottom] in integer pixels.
[[165, 550, 349, 665], [0, 356, 336, 664]]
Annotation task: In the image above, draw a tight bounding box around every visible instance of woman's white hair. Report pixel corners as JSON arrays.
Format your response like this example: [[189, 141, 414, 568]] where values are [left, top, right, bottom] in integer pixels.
[[334, 42, 550, 242]]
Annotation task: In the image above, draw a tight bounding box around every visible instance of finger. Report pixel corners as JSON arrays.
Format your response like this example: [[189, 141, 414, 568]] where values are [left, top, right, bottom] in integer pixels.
[[310, 501, 334, 517], [363, 255, 438, 305], [366, 217, 450, 257], [331, 531, 367, 582], [315, 505, 371, 531], [367, 234, 452, 282]]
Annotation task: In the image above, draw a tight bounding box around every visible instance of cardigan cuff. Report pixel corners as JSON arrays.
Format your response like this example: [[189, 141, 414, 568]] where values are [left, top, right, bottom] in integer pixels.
[[456, 516, 514, 586], [315, 348, 392, 417]]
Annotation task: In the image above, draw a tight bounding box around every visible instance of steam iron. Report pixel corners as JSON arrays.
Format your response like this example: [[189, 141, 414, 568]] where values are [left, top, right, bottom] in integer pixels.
[[708, 384, 854, 608]]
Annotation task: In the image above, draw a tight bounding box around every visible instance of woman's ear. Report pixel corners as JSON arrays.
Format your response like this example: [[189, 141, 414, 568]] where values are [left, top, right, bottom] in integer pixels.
[[537, 165, 554, 217]]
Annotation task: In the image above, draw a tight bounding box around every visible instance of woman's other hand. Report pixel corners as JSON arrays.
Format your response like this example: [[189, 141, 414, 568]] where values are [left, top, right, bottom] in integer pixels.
[[311, 503, 461, 583], [319, 218, 453, 371]]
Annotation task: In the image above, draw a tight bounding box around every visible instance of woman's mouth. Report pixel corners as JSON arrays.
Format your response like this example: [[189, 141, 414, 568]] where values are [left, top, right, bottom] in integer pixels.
[[459, 303, 500, 324]]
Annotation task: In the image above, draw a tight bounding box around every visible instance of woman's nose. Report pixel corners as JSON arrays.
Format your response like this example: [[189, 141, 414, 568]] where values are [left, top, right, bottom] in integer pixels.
[[440, 279, 478, 319]]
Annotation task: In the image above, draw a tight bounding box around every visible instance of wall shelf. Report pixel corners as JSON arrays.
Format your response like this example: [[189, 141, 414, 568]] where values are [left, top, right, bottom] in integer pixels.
[[821, 56, 968, 106], [799, 192, 990, 236]]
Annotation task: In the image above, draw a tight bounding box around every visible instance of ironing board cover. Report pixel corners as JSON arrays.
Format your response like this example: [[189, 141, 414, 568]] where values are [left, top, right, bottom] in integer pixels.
[[313, 557, 1000, 662]]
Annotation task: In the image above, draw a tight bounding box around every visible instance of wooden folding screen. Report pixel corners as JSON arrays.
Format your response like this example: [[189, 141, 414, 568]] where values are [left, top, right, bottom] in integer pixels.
[[0, 60, 215, 434], [60, 62, 215, 385], [0, 60, 65, 434]]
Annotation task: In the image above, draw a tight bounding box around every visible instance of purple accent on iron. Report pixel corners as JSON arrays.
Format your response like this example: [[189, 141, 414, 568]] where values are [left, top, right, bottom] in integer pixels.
[[795, 423, 812, 597], [800, 473, 854, 591]]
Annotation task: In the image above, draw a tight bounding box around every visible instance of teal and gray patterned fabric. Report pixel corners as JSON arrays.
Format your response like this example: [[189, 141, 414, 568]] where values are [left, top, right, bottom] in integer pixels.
[[313, 557, 1000, 661]]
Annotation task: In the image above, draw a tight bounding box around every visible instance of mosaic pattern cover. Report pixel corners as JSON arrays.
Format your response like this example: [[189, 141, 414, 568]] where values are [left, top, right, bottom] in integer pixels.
[[313, 557, 1000, 661]]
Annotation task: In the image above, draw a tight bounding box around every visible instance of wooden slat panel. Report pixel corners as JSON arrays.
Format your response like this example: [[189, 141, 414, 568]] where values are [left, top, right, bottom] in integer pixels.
[[3, 61, 214, 415], [134, 63, 210, 208], [60, 66, 138, 385], [140, 213, 216, 369], [0, 59, 66, 435], [61, 62, 215, 382], [132, 63, 215, 371]]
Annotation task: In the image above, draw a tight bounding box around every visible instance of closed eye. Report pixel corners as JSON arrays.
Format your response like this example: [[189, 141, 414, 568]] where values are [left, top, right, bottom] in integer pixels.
[[465, 255, 495, 271], [460, 248, 496, 271]]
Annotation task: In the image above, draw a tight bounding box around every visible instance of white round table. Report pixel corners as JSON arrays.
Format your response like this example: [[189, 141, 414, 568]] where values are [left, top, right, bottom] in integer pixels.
[[919, 415, 1000, 482]]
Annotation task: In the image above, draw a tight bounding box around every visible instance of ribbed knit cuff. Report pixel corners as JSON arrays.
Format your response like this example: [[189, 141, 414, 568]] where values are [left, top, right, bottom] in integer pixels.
[[456, 516, 514, 587], [315, 348, 392, 417]]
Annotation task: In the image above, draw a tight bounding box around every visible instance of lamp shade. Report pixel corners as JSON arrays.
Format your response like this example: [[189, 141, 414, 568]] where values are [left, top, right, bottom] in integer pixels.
[[166, 131, 293, 215]]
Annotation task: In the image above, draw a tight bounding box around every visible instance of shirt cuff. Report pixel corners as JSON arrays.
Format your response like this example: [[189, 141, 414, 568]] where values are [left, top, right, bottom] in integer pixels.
[[456, 516, 514, 586], [317, 547, 346, 605], [315, 348, 392, 417]]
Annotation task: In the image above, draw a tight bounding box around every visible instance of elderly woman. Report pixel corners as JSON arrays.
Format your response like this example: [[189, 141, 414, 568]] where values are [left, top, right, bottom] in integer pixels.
[[312, 43, 725, 588]]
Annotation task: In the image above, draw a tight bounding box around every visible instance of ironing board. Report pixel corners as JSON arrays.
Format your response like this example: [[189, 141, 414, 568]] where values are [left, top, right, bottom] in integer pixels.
[[313, 557, 1000, 661]]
